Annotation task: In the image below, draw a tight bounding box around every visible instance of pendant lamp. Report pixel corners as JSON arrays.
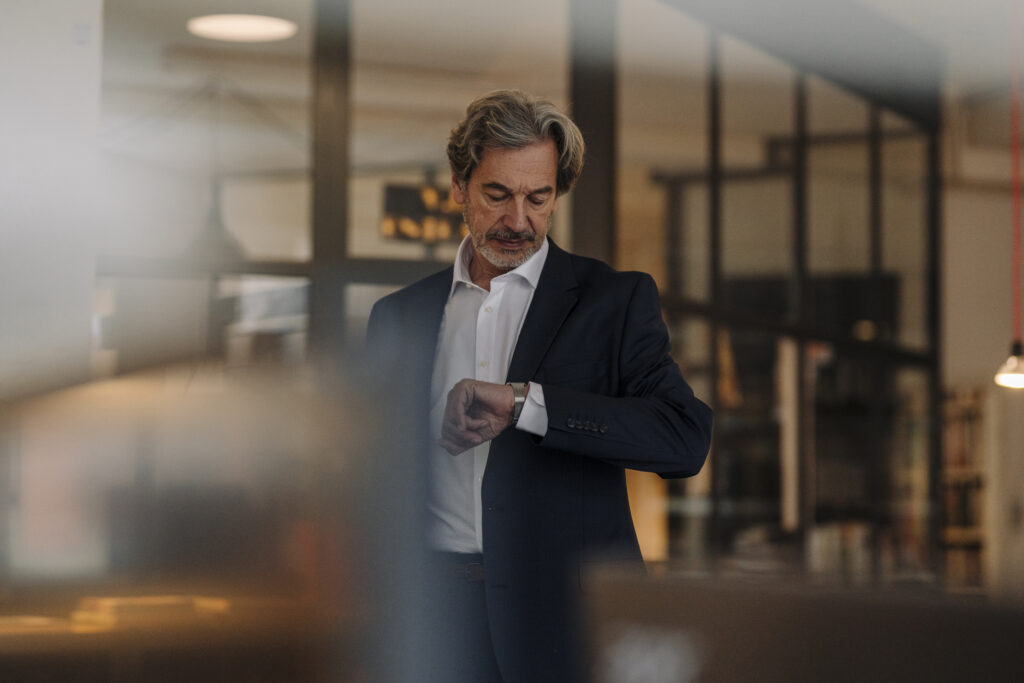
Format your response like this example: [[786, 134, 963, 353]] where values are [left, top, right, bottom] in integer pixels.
[[996, 10, 1024, 389]]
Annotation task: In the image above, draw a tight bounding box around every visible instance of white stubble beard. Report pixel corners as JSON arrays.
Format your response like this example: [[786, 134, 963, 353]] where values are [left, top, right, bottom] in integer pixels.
[[466, 209, 550, 271]]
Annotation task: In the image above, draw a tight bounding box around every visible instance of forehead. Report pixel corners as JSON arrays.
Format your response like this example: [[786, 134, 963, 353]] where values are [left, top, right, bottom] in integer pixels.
[[472, 139, 558, 189]]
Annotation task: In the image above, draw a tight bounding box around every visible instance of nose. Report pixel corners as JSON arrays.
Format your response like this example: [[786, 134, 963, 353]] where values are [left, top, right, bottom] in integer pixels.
[[503, 199, 528, 231]]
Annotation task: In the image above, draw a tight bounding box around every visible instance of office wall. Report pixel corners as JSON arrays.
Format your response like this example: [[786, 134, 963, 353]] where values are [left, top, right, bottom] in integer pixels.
[[943, 188, 1012, 388]]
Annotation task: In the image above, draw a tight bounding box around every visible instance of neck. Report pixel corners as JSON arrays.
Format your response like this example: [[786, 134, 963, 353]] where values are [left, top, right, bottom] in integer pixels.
[[468, 248, 511, 291]]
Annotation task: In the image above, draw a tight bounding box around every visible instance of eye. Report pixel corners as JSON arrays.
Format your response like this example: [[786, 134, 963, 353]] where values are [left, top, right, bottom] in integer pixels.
[[486, 194, 507, 202], [528, 195, 547, 206]]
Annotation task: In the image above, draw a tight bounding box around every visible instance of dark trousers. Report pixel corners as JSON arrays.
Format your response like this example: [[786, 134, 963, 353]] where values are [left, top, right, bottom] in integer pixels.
[[422, 552, 504, 683]]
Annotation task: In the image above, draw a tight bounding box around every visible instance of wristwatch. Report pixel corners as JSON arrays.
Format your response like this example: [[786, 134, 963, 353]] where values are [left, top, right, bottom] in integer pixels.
[[508, 382, 528, 425]]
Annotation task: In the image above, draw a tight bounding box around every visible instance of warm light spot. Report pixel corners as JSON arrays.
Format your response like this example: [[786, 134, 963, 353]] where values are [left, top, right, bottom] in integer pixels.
[[851, 319, 877, 342], [187, 14, 297, 43]]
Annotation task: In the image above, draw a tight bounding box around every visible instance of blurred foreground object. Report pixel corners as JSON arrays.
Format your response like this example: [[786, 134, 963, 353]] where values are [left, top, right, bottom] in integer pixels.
[[584, 566, 1024, 683], [0, 359, 383, 681]]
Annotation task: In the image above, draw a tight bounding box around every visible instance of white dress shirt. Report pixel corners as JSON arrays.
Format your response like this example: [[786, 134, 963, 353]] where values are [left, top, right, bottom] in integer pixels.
[[427, 236, 548, 553]]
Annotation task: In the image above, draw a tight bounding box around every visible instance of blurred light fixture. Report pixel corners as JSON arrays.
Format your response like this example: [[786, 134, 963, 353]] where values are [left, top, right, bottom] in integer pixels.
[[181, 177, 246, 263], [997, 10, 1024, 390], [187, 14, 296, 43], [177, 79, 246, 264], [995, 342, 1024, 388]]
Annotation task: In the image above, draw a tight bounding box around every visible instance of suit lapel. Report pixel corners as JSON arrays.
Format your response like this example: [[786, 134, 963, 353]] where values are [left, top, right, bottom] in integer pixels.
[[506, 240, 578, 383]]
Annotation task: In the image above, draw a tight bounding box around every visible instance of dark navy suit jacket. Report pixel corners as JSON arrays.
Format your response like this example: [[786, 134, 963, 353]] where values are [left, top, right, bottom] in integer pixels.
[[366, 240, 713, 682]]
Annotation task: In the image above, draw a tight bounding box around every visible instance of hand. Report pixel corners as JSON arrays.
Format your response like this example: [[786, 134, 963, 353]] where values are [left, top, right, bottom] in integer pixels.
[[438, 379, 515, 455]]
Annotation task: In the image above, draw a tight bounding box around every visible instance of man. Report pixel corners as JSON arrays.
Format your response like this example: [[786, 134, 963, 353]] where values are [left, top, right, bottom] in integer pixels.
[[366, 90, 712, 682]]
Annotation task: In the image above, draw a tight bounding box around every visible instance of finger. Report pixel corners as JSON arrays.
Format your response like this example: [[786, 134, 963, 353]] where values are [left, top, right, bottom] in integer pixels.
[[443, 386, 472, 431], [442, 418, 489, 449], [461, 416, 489, 431], [438, 434, 479, 456], [437, 437, 464, 455], [440, 421, 481, 449], [443, 389, 491, 439], [440, 439, 470, 456], [441, 430, 481, 452]]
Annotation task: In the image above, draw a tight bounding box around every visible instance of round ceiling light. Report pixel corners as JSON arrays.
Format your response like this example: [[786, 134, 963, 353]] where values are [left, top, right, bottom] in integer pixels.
[[187, 14, 297, 43]]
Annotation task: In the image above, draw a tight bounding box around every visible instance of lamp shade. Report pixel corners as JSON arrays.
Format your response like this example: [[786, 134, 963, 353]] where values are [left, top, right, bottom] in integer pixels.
[[995, 341, 1024, 389]]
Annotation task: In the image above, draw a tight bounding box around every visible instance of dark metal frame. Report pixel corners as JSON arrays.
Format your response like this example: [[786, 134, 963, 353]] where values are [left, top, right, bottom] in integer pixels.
[[651, 5, 943, 568]]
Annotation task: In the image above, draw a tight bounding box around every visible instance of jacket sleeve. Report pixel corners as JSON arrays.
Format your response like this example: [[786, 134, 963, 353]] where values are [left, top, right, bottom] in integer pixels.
[[537, 274, 713, 478]]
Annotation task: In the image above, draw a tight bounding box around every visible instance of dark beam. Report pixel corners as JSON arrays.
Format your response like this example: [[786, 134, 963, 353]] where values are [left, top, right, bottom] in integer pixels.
[[793, 73, 811, 533], [664, 183, 684, 294], [569, 0, 617, 265], [926, 121, 944, 574], [707, 31, 724, 553], [869, 107, 883, 276], [309, 0, 351, 356]]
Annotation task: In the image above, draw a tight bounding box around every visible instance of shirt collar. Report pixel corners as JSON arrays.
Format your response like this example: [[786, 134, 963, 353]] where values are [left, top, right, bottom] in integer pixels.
[[449, 235, 549, 298]]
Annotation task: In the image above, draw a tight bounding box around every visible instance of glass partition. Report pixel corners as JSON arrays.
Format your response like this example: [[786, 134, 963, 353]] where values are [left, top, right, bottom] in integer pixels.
[[617, 0, 708, 289], [666, 317, 714, 566], [714, 327, 799, 565], [720, 36, 796, 318], [886, 366, 933, 582], [803, 342, 880, 582], [806, 76, 874, 339], [882, 111, 930, 351]]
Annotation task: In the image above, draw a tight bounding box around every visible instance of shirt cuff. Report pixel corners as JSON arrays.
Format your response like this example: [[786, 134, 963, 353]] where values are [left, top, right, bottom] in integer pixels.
[[514, 382, 547, 437]]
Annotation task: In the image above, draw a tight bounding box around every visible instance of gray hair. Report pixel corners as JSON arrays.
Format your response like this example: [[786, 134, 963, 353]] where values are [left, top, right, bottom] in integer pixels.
[[447, 90, 585, 196]]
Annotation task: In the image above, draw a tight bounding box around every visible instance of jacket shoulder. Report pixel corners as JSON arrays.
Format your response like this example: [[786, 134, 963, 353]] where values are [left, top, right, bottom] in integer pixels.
[[562, 250, 655, 295], [371, 266, 453, 312]]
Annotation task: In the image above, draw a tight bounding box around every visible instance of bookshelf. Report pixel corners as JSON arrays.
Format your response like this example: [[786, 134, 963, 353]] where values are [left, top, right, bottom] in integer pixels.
[[941, 389, 985, 592]]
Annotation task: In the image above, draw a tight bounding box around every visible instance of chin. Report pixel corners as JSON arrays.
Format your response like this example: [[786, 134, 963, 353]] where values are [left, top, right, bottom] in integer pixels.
[[480, 243, 537, 270]]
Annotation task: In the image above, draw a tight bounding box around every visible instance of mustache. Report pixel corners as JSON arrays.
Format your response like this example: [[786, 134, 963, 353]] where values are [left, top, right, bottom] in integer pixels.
[[486, 229, 535, 242]]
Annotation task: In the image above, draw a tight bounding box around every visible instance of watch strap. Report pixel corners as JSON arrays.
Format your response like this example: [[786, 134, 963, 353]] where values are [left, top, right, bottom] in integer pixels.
[[508, 382, 528, 425]]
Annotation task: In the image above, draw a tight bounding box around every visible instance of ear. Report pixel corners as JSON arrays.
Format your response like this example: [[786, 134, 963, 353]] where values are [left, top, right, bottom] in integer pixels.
[[450, 171, 466, 205]]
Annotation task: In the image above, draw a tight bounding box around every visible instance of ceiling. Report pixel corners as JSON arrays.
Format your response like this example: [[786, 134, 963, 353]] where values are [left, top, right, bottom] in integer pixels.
[[100, 0, 1023, 95], [97, 0, 1023, 173], [859, 0, 1019, 97]]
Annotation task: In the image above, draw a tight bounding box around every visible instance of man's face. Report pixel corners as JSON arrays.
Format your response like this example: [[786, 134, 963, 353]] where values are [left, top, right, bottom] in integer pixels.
[[451, 139, 559, 272]]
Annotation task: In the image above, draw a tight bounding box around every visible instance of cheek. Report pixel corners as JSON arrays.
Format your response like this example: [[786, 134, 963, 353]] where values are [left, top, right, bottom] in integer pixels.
[[532, 209, 554, 230], [469, 203, 500, 224]]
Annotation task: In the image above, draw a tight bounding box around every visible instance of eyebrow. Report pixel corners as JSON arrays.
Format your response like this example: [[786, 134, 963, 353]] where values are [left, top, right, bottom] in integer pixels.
[[482, 182, 554, 196]]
